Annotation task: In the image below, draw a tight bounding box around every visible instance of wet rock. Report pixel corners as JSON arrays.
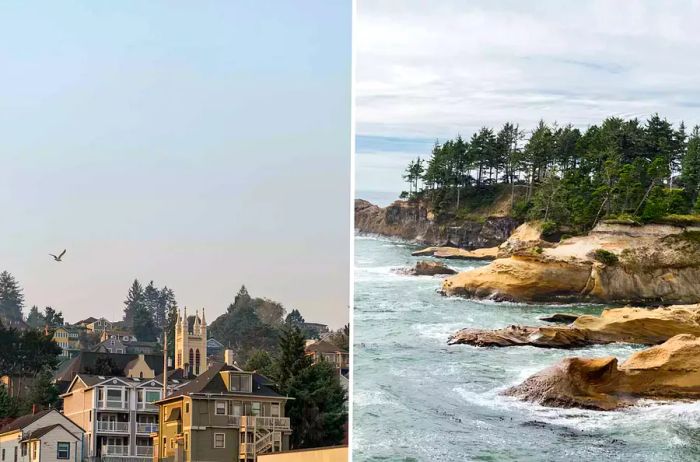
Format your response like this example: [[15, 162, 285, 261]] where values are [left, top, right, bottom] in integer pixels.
[[539, 313, 580, 324], [504, 334, 700, 410]]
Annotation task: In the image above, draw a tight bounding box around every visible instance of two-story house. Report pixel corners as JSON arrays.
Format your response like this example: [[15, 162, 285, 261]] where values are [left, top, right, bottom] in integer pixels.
[[52, 326, 82, 359], [153, 363, 291, 462], [86, 318, 113, 333], [305, 340, 349, 373], [60, 355, 189, 462], [0, 409, 84, 462]]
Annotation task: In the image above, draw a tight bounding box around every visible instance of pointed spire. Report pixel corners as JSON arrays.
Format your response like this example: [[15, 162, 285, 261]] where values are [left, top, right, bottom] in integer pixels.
[[201, 308, 206, 327], [183, 306, 188, 333]]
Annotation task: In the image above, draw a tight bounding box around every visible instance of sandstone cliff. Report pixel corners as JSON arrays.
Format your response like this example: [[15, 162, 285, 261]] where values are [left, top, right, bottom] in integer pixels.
[[504, 334, 700, 410], [442, 222, 700, 305], [355, 199, 519, 248], [448, 304, 700, 348]]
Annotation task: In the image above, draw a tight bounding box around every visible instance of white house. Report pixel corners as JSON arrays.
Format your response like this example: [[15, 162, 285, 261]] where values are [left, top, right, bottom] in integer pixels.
[[0, 409, 84, 462]]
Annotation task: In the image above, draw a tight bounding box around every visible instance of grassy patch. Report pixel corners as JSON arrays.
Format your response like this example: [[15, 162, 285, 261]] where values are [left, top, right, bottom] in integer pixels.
[[650, 214, 700, 227], [593, 249, 619, 266]]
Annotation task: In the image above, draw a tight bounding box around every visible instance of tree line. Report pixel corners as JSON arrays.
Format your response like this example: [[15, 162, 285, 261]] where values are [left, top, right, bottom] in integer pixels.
[[403, 115, 700, 233]]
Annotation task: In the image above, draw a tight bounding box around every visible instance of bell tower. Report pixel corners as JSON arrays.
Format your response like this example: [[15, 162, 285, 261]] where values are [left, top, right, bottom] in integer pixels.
[[174, 307, 208, 376]]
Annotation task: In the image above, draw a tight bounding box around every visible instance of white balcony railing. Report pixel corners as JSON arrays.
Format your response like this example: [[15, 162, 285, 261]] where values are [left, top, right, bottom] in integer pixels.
[[240, 416, 291, 431], [102, 445, 129, 456], [137, 402, 158, 412], [135, 446, 153, 457], [239, 443, 254, 456], [100, 400, 128, 410], [97, 421, 129, 433], [136, 423, 158, 434]]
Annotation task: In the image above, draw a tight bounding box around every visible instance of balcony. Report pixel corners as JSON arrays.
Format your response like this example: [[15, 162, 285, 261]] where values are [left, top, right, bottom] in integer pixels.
[[99, 400, 128, 410], [136, 402, 158, 412], [102, 445, 129, 456], [97, 421, 129, 433], [240, 416, 291, 431], [136, 423, 158, 434], [239, 443, 254, 457], [135, 446, 153, 457], [227, 416, 241, 427]]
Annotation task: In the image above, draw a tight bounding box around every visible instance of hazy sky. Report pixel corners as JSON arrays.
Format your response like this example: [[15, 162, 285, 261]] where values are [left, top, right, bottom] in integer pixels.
[[356, 0, 700, 201], [0, 1, 350, 328]]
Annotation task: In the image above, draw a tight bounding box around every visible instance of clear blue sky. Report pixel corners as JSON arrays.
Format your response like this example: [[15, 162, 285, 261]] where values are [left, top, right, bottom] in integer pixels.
[[0, 1, 350, 328]]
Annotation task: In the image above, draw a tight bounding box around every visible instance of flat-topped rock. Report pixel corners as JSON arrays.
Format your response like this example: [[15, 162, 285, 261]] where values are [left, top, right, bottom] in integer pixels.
[[411, 246, 498, 260], [449, 304, 700, 348]]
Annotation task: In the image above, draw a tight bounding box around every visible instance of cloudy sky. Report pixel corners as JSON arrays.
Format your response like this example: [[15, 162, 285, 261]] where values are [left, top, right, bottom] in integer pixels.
[[356, 0, 700, 202], [0, 1, 350, 328]]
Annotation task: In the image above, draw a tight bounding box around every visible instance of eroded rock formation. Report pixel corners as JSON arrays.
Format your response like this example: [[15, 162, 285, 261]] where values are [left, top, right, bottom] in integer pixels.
[[448, 305, 700, 348], [442, 223, 700, 305], [503, 334, 700, 410]]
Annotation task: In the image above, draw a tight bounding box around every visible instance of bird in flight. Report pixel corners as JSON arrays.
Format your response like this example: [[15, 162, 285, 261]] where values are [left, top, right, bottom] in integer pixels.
[[50, 249, 67, 262]]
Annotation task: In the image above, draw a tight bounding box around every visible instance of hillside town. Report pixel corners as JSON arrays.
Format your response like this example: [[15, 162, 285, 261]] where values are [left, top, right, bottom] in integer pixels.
[[0, 273, 349, 461]]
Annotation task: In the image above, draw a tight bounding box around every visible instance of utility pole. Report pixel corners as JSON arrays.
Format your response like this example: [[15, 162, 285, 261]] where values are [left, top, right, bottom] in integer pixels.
[[163, 329, 168, 397]]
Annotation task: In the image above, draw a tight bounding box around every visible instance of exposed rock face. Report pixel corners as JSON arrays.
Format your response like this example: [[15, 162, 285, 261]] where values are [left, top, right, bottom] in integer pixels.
[[442, 223, 700, 305], [411, 246, 499, 260], [411, 261, 457, 276], [355, 199, 519, 248], [449, 305, 700, 348], [504, 334, 700, 410]]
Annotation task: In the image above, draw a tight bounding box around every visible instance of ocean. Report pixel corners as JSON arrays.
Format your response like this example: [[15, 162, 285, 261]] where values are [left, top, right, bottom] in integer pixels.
[[353, 235, 700, 461]]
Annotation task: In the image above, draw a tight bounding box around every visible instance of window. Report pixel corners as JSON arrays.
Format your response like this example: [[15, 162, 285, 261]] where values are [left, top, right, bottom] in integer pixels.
[[229, 373, 252, 393], [215, 401, 226, 415], [185, 403, 190, 413], [3, 448, 6, 460], [146, 390, 161, 402], [213, 433, 225, 448], [185, 434, 189, 451], [251, 402, 261, 416], [20, 444, 26, 457], [32, 443, 37, 460], [57, 442, 70, 460], [230, 401, 242, 416], [271, 403, 280, 417], [89, 410, 92, 422]]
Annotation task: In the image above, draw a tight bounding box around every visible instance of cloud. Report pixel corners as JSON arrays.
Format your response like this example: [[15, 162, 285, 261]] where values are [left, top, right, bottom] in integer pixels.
[[357, 0, 700, 139]]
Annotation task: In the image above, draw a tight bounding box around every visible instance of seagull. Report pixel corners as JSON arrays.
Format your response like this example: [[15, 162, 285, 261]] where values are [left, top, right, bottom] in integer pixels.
[[49, 249, 66, 262]]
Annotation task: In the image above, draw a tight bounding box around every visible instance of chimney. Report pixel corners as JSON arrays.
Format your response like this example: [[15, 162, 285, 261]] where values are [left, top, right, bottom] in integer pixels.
[[224, 350, 235, 367]]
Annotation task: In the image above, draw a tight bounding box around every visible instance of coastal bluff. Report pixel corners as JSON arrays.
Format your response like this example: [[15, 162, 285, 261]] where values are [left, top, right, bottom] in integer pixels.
[[442, 222, 700, 305], [354, 198, 518, 248]]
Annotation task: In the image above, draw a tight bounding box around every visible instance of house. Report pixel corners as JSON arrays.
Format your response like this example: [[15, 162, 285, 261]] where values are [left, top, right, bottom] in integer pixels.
[[51, 326, 82, 359], [85, 318, 113, 333], [0, 409, 84, 462], [206, 338, 225, 363], [301, 322, 329, 338], [0, 375, 36, 400], [305, 340, 349, 373], [152, 362, 291, 462], [93, 338, 159, 356], [53, 352, 166, 393], [61, 373, 186, 461], [99, 331, 138, 343], [75, 317, 99, 328]]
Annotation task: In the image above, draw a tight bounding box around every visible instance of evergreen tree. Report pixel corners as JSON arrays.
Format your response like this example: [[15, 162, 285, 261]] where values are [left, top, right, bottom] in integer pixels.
[[275, 325, 312, 392], [0, 385, 19, 418], [26, 306, 45, 329], [43, 307, 64, 327], [681, 126, 700, 204], [26, 368, 59, 410], [244, 350, 274, 377], [285, 309, 305, 328], [123, 279, 145, 328], [0, 271, 24, 322]]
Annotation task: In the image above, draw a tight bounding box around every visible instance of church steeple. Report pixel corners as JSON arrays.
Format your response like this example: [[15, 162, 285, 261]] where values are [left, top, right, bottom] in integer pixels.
[[174, 306, 208, 377]]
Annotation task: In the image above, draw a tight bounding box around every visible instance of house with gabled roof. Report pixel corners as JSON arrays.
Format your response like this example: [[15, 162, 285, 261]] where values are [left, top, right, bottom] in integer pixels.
[[304, 340, 349, 373], [61, 372, 190, 461], [0, 409, 84, 462], [153, 361, 292, 462]]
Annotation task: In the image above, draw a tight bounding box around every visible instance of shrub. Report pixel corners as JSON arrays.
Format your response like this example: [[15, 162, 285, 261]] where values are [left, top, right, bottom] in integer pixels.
[[593, 249, 619, 265]]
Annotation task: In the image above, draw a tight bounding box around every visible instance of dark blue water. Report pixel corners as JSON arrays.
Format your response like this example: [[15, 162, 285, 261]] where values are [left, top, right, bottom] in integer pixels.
[[353, 235, 700, 461]]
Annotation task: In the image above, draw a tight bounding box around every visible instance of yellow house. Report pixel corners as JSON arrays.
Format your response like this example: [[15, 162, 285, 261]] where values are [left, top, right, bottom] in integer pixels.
[[52, 326, 81, 358]]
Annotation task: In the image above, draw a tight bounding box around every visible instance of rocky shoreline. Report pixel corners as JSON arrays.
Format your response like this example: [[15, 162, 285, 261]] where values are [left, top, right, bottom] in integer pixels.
[[355, 198, 519, 248]]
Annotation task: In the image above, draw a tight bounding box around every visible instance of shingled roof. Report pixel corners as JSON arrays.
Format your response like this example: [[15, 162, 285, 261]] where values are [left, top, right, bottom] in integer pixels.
[[159, 363, 285, 401], [306, 339, 347, 354], [0, 409, 52, 434], [24, 423, 78, 441], [54, 351, 164, 384]]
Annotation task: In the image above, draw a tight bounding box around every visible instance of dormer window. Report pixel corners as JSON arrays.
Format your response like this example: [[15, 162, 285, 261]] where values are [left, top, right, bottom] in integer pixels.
[[228, 373, 252, 393]]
